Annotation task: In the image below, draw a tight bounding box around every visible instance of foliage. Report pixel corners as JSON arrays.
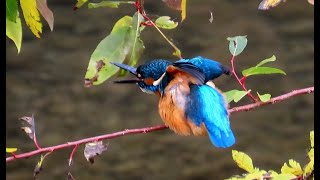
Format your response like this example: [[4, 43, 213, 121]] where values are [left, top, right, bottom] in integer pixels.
[[6, 0, 54, 53], [6, 0, 314, 179], [226, 130, 314, 180]]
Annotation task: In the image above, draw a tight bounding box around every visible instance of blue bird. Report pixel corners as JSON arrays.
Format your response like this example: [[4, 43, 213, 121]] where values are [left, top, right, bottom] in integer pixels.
[[111, 56, 235, 148]]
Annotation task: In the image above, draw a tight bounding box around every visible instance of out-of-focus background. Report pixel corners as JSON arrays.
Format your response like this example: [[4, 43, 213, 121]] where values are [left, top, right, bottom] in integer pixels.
[[6, 0, 314, 179]]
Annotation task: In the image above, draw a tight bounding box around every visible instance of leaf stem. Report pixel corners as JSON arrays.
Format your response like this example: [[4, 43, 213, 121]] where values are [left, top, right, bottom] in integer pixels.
[[230, 54, 258, 102]]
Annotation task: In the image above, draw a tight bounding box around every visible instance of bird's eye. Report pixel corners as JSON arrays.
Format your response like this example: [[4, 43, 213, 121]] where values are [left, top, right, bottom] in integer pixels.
[[137, 73, 142, 78]]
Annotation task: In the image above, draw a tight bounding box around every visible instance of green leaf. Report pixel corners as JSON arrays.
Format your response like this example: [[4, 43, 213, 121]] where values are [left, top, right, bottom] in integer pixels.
[[84, 13, 145, 87], [271, 173, 297, 180], [75, 0, 88, 9], [234, 90, 251, 103], [6, 0, 18, 22], [36, 0, 54, 31], [155, 16, 178, 29], [257, 92, 271, 102], [227, 35, 247, 56], [224, 89, 239, 103], [6, 14, 22, 53], [119, 12, 145, 76], [310, 130, 314, 148], [256, 55, 276, 67], [6, 148, 17, 153], [88, 1, 120, 8], [242, 67, 286, 77], [281, 159, 303, 176], [232, 150, 255, 173], [224, 90, 251, 103], [181, 0, 186, 22]]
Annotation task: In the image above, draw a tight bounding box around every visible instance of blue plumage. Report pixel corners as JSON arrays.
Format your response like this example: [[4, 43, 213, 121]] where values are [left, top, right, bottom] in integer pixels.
[[111, 56, 235, 148], [186, 85, 235, 148], [177, 56, 231, 82]]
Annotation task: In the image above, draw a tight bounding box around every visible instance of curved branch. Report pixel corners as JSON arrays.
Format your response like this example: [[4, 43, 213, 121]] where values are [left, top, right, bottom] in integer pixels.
[[6, 86, 314, 163]]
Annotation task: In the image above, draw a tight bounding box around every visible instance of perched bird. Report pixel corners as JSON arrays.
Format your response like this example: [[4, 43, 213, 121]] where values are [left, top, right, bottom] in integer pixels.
[[110, 56, 235, 148]]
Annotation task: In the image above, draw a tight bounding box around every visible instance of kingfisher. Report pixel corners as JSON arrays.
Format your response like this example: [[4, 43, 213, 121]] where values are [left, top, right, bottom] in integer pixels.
[[110, 56, 235, 148]]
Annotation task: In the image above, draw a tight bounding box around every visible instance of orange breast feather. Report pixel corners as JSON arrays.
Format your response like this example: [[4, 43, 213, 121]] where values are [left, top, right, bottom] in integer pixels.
[[158, 65, 207, 136]]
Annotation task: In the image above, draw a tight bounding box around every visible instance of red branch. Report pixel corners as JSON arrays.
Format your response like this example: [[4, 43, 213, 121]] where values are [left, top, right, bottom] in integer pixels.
[[6, 86, 313, 163], [230, 55, 258, 102]]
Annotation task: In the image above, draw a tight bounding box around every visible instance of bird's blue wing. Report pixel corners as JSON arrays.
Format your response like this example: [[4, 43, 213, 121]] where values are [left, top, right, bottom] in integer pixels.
[[186, 85, 235, 148], [171, 62, 205, 84], [177, 56, 231, 82]]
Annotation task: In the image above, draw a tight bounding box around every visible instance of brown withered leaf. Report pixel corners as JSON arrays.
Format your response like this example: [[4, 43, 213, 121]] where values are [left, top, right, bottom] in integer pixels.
[[36, 0, 54, 31], [84, 141, 109, 164], [258, 0, 286, 10], [162, 0, 182, 10], [20, 115, 36, 140]]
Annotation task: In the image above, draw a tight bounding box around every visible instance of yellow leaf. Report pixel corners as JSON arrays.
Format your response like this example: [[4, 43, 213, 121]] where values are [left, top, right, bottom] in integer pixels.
[[281, 159, 303, 176], [6, 148, 17, 153], [20, 0, 42, 38], [243, 170, 266, 180], [310, 130, 314, 148], [181, 0, 186, 22], [232, 150, 255, 173], [303, 159, 313, 176]]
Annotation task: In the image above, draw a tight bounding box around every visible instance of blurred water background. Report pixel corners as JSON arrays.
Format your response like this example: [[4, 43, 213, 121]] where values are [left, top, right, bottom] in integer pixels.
[[6, 0, 314, 179]]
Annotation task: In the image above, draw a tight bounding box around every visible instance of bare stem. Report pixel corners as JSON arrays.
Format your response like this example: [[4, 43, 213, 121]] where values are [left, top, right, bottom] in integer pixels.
[[6, 86, 313, 163]]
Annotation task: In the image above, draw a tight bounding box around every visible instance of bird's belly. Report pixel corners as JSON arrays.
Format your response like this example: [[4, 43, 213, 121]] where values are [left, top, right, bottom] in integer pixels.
[[158, 83, 207, 136]]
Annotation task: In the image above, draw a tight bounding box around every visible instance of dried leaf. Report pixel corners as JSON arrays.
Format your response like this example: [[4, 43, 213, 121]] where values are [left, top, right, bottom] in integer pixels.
[[162, 0, 182, 10], [308, 0, 314, 5], [20, 0, 43, 38], [258, 0, 285, 10], [84, 141, 109, 164], [36, 0, 54, 31], [20, 115, 36, 140]]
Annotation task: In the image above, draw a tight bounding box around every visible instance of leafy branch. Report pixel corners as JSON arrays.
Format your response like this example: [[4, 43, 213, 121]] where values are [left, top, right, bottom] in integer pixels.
[[6, 86, 314, 166]]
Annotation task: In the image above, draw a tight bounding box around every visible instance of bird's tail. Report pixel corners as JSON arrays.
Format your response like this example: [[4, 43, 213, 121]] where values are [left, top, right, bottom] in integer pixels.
[[187, 85, 235, 148]]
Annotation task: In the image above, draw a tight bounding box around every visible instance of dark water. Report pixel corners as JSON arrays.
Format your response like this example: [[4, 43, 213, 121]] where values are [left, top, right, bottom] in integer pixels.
[[6, 0, 314, 179]]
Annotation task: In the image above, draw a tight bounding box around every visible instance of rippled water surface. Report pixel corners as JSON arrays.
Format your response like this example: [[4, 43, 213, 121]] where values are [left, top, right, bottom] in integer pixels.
[[6, 0, 313, 179]]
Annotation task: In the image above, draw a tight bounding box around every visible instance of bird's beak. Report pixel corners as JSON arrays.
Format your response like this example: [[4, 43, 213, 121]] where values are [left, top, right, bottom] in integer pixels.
[[110, 62, 141, 84]]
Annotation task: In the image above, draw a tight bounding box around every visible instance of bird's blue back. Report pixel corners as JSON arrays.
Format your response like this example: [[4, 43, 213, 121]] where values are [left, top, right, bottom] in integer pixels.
[[177, 56, 231, 82]]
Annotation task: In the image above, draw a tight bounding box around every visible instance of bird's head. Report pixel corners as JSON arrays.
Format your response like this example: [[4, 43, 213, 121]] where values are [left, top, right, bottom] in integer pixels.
[[110, 59, 171, 94]]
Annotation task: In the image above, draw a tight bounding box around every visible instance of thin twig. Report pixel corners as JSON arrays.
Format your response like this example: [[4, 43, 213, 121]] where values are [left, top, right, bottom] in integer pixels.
[[6, 86, 313, 163]]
